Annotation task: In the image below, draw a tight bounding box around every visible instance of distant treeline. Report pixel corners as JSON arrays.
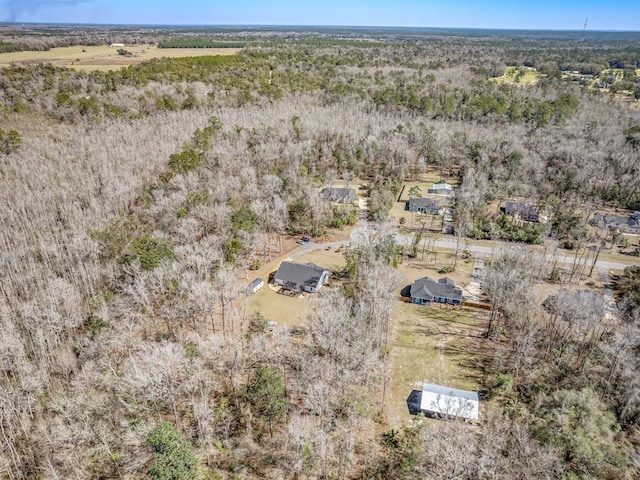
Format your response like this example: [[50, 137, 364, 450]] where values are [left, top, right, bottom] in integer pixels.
[[0, 41, 29, 53], [157, 40, 246, 48]]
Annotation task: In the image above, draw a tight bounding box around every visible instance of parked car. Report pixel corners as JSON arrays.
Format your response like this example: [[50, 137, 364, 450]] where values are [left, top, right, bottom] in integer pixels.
[[296, 236, 310, 245]]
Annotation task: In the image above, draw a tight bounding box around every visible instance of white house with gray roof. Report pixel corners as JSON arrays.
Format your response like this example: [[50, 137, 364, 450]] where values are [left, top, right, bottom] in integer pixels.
[[410, 277, 463, 305], [406, 197, 441, 215], [274, 261, 330, 293], [592, 212, 640, 234]]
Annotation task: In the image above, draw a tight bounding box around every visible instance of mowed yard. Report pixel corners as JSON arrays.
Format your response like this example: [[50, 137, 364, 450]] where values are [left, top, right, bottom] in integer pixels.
[[0, 45, 241, 71], [386, 302, 491, 428], [389, 169, 458, 229], [245, 247, 347, 328], [384, 249, 484, 427]]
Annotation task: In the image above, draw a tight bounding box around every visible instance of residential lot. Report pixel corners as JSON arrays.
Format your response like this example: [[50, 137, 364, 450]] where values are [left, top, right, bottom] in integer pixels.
[[386, 302, 491, 427], [246, 247, 347, 327]]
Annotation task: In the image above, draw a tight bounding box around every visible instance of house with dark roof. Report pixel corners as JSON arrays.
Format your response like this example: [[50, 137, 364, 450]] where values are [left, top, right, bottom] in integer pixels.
[[320, 187, 356, 203], [274, 261, 330, 293], [427, 183, 453, 196], [406, 197, 441, 215], [504, 201, 542, 223], [418, 383, 479, 421], [592, 212, 640, 234], [410, 277, 463, 305]]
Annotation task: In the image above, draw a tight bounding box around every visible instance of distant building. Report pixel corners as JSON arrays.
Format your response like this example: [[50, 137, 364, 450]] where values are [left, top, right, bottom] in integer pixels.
[[274, 261, 330, 293], [320, 187, 356, 203], [427, 183, 453, 196], [504, 201, 542, 223], [418, 383, 479, 421], [246, 278, 264, 294], [406, 197, 441, 215], [410, 277, 463, 306], [592, 212, 640, 234], [109, 43, 125, 47]]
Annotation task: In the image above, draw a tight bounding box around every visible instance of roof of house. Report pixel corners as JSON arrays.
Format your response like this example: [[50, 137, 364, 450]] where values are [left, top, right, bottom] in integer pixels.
[[247, 278, 264, 289], [410, 276, 463, 301], [275, 261, 329, 288], [593, 212, 640, 230], [420, 382, 479, 420], [505, 201, 538, 214], [321, 187, 356, 203], [432, 183, 452, 190], [407, 197, 440, 210]]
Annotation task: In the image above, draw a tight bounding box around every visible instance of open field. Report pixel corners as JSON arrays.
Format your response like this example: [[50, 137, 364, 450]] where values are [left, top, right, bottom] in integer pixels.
[[0, 45, 241, 71], [494, 66, 541, 85], [386, 303, 491, 427]]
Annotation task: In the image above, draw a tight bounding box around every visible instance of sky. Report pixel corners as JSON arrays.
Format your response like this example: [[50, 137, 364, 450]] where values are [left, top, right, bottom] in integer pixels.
[[1, 0, 639, 30]]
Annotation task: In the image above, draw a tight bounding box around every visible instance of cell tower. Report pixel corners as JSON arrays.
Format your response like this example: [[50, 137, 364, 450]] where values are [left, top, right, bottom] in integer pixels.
[[582, 17, 588, 37]]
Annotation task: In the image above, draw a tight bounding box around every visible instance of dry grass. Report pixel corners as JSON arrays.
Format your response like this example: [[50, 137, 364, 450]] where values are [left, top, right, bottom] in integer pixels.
[[391, 169, 458, 228], [384, 254, 483, 427], [385, 302, 490, 427], [493, 66, 541, 85], [0, 45, 240, 71], [246, 247, 346, 328]]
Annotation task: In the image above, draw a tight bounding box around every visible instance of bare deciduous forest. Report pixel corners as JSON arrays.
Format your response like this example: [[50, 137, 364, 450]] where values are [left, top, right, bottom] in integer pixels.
[[1, 24, 640, 479]]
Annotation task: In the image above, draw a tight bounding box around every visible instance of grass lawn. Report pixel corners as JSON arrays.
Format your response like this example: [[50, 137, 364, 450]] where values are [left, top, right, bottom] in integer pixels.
[[391, 168, 457, 228], [396, 253, 475, 289], [493, 66, 540, 85], [0, 45, 240, 71], [385, 302, 490, 427], [245, 247, 346, 328]]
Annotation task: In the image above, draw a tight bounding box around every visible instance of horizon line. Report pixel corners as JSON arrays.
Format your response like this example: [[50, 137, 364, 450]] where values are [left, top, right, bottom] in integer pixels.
[[1, 21, 639, 33]]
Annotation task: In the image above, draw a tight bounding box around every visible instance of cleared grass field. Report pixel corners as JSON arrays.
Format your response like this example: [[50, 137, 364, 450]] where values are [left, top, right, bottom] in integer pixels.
[[386, 302, 491, 427], [0, 45, 241, 71], [494, 66, 540, 85]]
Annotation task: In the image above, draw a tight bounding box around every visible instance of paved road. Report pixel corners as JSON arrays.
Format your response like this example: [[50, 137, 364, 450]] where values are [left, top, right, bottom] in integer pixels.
[[348, 224, 637, 272]]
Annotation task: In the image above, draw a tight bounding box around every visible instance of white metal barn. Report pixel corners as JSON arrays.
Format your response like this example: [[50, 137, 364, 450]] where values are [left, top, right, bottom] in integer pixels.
[[246, 278, 264, 294], [419, 383, 479, 421]]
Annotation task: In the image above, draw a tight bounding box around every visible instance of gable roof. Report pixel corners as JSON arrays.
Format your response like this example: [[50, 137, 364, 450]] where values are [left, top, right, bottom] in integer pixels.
[[275, 261, 329, 289], [410, 276, 463, 302], [247, 278, 264, 290], [321, 187, 356, 203], [593, 212, 640, 231], [420, 382, 479, 420], [407, 197, 440, 212]]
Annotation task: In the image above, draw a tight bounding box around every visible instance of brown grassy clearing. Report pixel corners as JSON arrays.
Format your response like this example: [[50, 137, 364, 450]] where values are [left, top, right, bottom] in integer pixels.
[[0, 45, 241, 71]]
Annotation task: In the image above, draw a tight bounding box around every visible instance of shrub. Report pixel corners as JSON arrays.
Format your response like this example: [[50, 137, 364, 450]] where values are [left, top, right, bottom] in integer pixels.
[[130, 235, 172, 270], [146, 422, 198, 480], [169, 148, 201, 174], [0, 129, 22, 154]]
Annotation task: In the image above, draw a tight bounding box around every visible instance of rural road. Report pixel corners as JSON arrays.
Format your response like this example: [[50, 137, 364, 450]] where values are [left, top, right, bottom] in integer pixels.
[[348, 223, 638, 272]]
